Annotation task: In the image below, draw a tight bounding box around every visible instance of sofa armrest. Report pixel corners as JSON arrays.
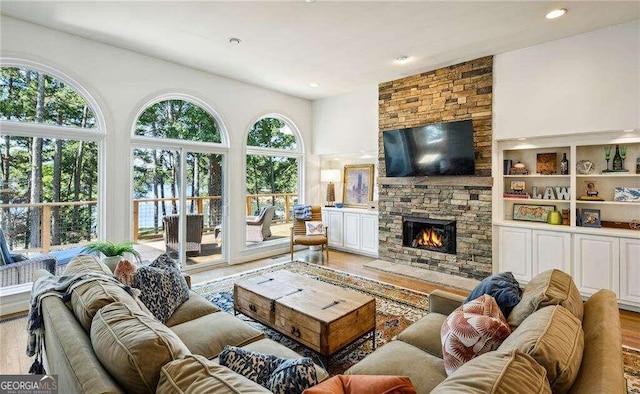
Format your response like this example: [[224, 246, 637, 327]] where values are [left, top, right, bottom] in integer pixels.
[[429, 290, 466, 315], [183, 274, 192, 289]]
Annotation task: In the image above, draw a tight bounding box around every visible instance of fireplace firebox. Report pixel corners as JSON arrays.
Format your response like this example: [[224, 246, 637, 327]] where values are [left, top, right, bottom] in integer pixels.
[[402, 217, 456, 255]]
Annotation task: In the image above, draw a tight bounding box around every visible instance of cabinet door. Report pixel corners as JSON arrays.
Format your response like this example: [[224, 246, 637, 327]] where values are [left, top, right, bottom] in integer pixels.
[[532, 230, 571, 276], [360, 214, 378, 256], [498, 226, 532, 283], [324, 210, 344, 247], [343, 213, 361, 250], [573, 234, 619, 297], [620, 238, 640, 306]]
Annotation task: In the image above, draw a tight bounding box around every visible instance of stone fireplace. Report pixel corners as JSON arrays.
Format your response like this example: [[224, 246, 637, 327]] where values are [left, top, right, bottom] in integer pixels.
[[377, 56, 493, 281], [403, 217, 456, 255]]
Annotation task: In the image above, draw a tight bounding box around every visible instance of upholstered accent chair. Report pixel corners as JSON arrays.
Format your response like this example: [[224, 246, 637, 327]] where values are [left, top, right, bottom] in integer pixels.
[[163, 214, 204, 256], [0, 228, 57, 287], [246, 206, 275, 243], [290, 205, 329, 262]]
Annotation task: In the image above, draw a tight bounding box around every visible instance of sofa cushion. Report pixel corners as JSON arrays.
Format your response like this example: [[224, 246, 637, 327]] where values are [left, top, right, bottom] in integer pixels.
[[396, 312, 447, 358], [165, 290, 220, 327], [170, 311, 264, 359], [134, 254, 189, 323], [158, 354, 271, 393], [63, 254, 112, 276], [441, 294, 511, 375], [508, 269, 583, 328], [346, 340, 447, 394], [303, 375, 417, 394], [218, 345, 317, 393], [465, 272, 521, 317], [70, 275, 142, 331], [499, 305, 583, 393], [91, 302, 190, 394], [431, 349, 551, 394]]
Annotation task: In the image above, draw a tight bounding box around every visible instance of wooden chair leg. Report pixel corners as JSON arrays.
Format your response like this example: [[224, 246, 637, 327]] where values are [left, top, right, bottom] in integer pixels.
[[290, 241, 294, 262], [325, 243, 329, 263]]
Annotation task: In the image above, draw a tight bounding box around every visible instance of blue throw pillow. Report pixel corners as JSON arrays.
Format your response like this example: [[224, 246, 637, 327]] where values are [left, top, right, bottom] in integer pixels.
[[465, 272, 521, 318]]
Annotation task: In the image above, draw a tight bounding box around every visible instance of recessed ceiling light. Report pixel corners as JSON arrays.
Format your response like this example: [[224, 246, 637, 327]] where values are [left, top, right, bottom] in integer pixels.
[[304, 0, 316, 3], [623, 129, 635, 132], [309, 83, 320, 88], [545, 8, 567, 19], [229, 37, 241, 44], [394, 55, 410, 64], [517, 137, 527, 141]]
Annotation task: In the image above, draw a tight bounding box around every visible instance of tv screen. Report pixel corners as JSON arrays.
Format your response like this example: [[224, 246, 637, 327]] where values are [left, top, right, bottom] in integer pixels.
[[383, 120, 475, 177]]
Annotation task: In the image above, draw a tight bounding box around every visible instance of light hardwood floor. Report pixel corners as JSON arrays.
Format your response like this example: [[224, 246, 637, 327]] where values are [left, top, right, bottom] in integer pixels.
[[1, 249, 638, 375]]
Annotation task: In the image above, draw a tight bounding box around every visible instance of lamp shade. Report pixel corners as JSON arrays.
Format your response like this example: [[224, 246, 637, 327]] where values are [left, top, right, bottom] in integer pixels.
[[321, 169, 341, 183]]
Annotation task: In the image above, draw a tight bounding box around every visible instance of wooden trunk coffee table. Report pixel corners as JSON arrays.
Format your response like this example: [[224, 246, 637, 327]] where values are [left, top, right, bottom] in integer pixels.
[[234, 270, 376, 365]]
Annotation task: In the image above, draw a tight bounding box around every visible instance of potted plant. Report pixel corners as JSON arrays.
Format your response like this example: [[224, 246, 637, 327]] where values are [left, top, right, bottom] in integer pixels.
[[82, 240, 141, 272]]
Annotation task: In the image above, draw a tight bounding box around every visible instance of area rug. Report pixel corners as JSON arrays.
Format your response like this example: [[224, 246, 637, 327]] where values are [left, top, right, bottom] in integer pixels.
[[193, 261, 640, 392]]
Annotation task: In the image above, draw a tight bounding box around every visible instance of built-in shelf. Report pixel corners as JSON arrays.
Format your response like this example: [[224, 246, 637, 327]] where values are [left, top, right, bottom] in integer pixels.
[[379, 176, 493, 187], [576, 200, 640, 206], [504, 175, 570, 178], [576, 174, 639, 178], [503, 198, 571, 203]]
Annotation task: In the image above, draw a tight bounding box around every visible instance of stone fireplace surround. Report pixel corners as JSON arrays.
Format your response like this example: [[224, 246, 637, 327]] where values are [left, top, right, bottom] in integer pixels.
[[377, 56, 493, 281]]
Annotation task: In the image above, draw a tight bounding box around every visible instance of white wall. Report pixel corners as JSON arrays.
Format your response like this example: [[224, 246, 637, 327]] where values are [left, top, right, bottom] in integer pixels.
[[494, 20, 640, 139], [1, 16, 319, 264]]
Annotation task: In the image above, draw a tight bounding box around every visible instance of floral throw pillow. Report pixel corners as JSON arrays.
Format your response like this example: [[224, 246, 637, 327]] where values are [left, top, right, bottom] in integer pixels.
[[441, 294, 511, 375], [305, 221, 324, 236]]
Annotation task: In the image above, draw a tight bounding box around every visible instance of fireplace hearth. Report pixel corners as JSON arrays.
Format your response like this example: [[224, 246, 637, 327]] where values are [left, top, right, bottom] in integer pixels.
[[403, 217, 456, 255]]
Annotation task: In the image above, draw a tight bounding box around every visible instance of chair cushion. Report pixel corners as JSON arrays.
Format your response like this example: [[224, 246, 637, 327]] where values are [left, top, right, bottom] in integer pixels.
[[465, 272, 521, 318], [508, 269, 583, 328], [63, 254, 112, 276], [431, 349, 551, 394], [499, 305, 583, 393], [165, 290, 220, 327], [91, 302, 190, 394], [158, 354, 271, 393], [441, 294, 511, 375], [134, 254, 189, 323], [219, 346, 318, 393], [293, 235, 328, 245], [303, 375, 417, 394]]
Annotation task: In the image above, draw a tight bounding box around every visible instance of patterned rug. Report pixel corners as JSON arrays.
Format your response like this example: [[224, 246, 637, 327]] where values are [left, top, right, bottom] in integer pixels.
[[193, 261, 640, 392]]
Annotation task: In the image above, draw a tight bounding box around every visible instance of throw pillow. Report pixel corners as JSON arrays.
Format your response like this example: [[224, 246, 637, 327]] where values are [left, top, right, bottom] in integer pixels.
[[305, 221, 324, 236], [303, 375, 417, 394], [134, 254, 189, 323], [441, 294, 511, 375], [114, 259, 137, 287], [465, 271, 521, 317], [219, 346, 318, 393], [507, 269, 583, 328]]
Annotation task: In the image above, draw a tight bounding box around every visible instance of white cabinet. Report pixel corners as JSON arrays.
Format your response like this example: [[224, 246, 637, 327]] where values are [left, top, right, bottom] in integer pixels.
[[573, 234, 619, 297], [322, 207, 378, 257], [532, 230, 571, 276], [620, 237, 640, 305], [498, 226, 532, 283]]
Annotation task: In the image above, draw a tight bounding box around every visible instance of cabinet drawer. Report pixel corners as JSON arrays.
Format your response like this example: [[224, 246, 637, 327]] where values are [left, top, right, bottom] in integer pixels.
[[274, 315, 321, 352], [234, 287, 274, 324]]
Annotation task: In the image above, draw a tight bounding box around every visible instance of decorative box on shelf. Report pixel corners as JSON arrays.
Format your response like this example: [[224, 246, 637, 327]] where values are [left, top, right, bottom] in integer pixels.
[[614, 187, 640, 202]]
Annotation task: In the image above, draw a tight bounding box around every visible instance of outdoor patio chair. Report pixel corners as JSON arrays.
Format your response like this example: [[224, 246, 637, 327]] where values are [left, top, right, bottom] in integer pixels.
[[163, 213, 204, 256], [0, 228, 57, 287], [246, 206, 275, 243], [290, 205, 329, 262]]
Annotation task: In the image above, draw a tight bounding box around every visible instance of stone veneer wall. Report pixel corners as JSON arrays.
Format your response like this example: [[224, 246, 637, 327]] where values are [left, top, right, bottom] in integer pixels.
[[378, 56, 493, 280]]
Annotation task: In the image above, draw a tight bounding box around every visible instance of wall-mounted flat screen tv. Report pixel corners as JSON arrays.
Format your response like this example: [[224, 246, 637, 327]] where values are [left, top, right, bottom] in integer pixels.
[[383, 119, 475, 177]]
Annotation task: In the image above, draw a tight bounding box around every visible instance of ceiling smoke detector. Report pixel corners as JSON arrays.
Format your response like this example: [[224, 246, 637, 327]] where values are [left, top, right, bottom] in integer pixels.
[[309, 82, 320, 88], [545, 9, 567, 19], [229, 37, 241, 45], [394, 55, 410, 64]]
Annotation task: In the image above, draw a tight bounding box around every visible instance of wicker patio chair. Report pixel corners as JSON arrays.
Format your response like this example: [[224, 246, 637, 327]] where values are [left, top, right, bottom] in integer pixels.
[[0, 228, 57, 287], [163, 213, 204, 256], [246, 206, 275, 243], [290, 205, 329, 262]]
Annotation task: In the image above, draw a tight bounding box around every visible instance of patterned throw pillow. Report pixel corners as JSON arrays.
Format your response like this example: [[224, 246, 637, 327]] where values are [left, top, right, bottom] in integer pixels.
[[219, 346, 318, 393], [133, 254, 189, 323], [305, 221, 324, 236], [114, 259, 137, 287], [441, 294, 511, 375]]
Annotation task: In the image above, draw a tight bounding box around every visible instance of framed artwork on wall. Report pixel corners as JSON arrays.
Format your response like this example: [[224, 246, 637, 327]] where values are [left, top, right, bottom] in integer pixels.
[[343, 164, 374, 207]]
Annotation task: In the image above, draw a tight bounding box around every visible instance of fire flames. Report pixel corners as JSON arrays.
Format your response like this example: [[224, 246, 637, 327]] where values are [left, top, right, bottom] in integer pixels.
[[415, 228, 443, 248]]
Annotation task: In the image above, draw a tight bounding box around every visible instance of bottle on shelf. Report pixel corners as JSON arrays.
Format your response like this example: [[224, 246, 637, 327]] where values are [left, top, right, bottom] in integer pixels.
[[612, 145, 623, 171], [560, 153, 569, 175]]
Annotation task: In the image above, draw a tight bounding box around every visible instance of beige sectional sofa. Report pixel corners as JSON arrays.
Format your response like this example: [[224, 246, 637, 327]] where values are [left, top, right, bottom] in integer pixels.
[[34, 255, 328, 393], [346, 270, 626, 393]]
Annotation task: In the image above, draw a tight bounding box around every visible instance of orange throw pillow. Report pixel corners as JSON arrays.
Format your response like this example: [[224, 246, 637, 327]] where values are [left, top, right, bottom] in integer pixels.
[[303, 375, 416, 394]]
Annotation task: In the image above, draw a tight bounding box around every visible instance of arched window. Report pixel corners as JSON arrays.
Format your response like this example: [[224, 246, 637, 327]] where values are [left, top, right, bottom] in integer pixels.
[[131, 97, 227, 268], [0, 64, 103, 288], [245, 116, 303, 246]]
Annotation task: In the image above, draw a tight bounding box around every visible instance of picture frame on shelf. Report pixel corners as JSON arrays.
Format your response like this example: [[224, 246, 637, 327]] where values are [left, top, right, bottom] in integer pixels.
[[581, 209, 602, 228], [342, 164, 374, 207], [536, 153, 557, 175], [513, 203, 556, 223], [614, 187, 640, 202]]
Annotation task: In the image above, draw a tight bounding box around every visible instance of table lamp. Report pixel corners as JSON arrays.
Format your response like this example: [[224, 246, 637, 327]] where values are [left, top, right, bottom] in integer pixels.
[[321, 169, 341, 207]]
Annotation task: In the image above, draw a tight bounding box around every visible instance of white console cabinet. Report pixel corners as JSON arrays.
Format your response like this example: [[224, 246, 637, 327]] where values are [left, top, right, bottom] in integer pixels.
[[322, 207, 378, 257]]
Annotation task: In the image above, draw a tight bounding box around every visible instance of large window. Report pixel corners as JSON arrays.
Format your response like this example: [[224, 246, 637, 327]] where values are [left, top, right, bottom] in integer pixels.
[[132, 98, 227, 268], [245, 116, 302, 246], [0, 65, 102, 287]]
